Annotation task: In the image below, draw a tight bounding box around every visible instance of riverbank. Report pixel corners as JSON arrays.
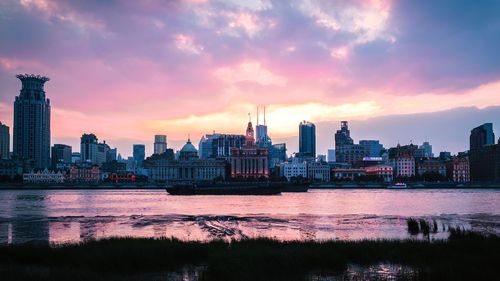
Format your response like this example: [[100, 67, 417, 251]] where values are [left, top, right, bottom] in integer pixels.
[[1, 232, 498, 281], [1, 181, 500, 190]]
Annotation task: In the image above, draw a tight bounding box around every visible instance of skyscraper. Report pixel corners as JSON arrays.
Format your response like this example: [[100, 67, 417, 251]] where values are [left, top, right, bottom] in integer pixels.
[[133, 144, 146, 167], [80, 133, 111, 165], [0, 122, 9, 159], [81, 133, 98, 163], [51, 144, 72, 169], [470, 123, 495, 150], [299, 120, 316, 157], [154, 135, 167, 155], [335, 121, 354, 147], [13, 74, 51, 169]]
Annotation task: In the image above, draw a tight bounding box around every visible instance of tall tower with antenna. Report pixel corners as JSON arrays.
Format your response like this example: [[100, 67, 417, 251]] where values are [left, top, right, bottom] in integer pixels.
[[255, 105, 269, 145]]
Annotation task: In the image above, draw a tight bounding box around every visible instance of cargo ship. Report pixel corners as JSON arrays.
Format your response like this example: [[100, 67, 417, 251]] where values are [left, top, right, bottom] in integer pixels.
[[166, 182, 282, 195], [278, 182, 309, 192]]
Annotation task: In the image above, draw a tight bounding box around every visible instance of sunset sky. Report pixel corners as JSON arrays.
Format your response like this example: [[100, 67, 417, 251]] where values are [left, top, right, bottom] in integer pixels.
[[1, 0, 500, 156]]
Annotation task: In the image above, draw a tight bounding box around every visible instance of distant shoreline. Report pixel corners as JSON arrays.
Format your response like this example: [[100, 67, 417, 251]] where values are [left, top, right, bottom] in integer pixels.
[[0, 182, 499, 190]]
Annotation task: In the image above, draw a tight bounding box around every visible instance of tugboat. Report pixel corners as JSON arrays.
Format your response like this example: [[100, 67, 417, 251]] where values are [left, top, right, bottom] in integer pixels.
[[166, 182, 282, 195]]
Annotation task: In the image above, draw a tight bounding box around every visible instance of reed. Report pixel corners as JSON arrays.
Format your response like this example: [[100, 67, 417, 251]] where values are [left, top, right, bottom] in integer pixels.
[[0, 233, 498, 281]]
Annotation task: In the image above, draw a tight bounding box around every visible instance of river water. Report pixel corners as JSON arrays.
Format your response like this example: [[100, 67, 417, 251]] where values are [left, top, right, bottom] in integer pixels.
[[0, 189, 498, 244]]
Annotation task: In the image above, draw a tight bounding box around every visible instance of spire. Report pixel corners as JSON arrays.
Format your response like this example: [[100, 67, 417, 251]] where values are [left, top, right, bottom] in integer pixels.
[[264, 106, 266, 126], [187, 134, 191, 143], [257, 106, 259, 125], [248, 112, 251, 123]]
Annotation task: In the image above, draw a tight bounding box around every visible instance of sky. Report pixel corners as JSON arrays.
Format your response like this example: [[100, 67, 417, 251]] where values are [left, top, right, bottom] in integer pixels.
[[1, 0, 500, 157]]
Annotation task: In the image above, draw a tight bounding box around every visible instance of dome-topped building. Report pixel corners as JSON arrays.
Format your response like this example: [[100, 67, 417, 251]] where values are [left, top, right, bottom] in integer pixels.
[[179, 138, 198, 160]]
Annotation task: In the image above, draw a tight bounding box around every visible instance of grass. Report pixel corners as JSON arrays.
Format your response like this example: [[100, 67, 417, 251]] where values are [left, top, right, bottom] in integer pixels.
[[0, 232, 499, 281], [406, 218, 440, 237]]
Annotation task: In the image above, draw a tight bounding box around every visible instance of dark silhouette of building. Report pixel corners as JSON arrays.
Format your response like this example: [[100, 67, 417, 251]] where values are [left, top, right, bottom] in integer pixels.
[[80, 133, 112, 165], [469, 124, 500, 181], [13, 74, 51, 169], [51, 144, 72, 169], [334, 121, 354, 163], [335, 121, 353, 146], [0, 122, 9, 159], [334, 121, 380, 166], [299, 120, 316, 157], [80, 133, 98, 162], [133, 144, 146, 167], [101, 160, 127, 174], [470, 123, 495, 150], [469, 144, 500, 181]]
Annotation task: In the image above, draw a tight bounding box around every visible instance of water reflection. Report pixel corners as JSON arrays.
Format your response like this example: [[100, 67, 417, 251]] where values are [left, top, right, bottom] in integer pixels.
[[0, 189, 498, 244]]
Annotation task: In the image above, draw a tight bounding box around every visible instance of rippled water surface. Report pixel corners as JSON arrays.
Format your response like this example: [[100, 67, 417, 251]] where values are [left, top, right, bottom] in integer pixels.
[[0, 189, 499, 244]]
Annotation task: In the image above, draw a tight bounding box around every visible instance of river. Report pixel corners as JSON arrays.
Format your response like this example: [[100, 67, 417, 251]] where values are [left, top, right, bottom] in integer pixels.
[[0, 189, 498, 244]]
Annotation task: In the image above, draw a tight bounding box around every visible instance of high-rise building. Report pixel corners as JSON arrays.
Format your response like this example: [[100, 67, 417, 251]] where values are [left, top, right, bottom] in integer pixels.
[[198, 133, 245, 159], [299, 121, 316, 157], [469, 143, 500, 181], [255, 106, 270, 144], [469, 124, 500, 181], [269, 143, 287, 168], [335, 121, 354, 146], [335, 121, 354, 163], [51, 144, 72, 169], [0, 122, 9, 159], [13, 74, 51, 169], [470, 123, 495, 150], [80, 134, 112, 165], [133, 144, 146, 167], [80, 133, 98, 163], [154, 135, 167, 155], [359, 140, 384, 158]]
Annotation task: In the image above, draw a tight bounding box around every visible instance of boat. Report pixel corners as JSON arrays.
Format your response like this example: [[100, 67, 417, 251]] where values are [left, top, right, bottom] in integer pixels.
[[387, 182, 408, 189], [166, 182, 282, 195], [278, 182, 309, 192]]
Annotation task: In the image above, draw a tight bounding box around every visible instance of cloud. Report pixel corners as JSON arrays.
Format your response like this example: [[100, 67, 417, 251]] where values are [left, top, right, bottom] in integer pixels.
[[174, 34, 204, 55], [215, 62, 287, 86], [1, 0, 500, 156]]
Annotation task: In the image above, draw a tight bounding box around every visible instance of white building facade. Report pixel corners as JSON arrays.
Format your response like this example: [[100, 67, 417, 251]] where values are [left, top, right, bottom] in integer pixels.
[[281, 158, 307, 181], [23, 169, 65, 184]]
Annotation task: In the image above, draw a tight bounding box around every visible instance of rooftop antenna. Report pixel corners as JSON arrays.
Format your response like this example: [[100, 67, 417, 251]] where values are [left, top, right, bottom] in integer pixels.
[[264, 106, 266, 126], [257, 106, 259, 125]]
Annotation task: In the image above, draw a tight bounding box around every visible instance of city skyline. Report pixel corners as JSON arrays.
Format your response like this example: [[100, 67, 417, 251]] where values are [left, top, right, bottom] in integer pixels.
[[1, 1, 500, 156]]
